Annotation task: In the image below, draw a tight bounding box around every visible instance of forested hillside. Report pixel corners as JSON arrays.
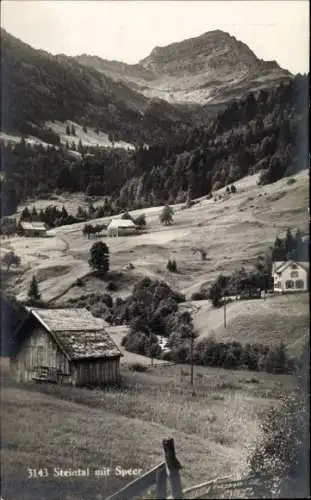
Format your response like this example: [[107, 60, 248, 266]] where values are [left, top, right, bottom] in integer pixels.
[[1, 29, 193, 146], [1, 74, 308, 217]]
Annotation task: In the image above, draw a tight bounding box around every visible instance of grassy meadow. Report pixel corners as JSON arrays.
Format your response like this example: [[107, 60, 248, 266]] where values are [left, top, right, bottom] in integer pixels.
[[182, 293, 309, 358], [1, 170, 308, 303], [1, 359, 298, 500]]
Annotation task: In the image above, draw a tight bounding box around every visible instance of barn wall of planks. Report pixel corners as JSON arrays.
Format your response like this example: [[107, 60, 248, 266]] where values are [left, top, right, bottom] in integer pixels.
[[10, 326, 70, 383], [73, 357, 120, 386]]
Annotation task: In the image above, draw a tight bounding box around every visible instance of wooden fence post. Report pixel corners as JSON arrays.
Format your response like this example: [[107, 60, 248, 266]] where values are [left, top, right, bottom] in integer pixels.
[[156, 465, 167, 499], [163, 438, 183, 499]]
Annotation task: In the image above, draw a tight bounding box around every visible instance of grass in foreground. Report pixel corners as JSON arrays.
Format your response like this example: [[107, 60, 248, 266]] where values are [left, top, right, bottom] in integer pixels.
[[1, 362, 297, 500]]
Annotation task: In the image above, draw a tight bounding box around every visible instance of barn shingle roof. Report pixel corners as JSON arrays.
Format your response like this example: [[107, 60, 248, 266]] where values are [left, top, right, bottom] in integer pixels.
[[31, 307, 109, 331], [28, 308, 122, 360]]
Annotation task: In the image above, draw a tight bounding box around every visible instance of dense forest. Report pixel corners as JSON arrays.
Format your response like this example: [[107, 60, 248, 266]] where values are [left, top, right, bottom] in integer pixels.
[[1, 74, 308, 217]]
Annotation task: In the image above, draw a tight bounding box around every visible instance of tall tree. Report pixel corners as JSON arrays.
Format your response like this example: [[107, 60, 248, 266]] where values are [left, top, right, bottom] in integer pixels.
[[160, 204, 174, 225], [89, 241, 109, 274], [2, 251, 21, 271], [28, 276, 41, 302]]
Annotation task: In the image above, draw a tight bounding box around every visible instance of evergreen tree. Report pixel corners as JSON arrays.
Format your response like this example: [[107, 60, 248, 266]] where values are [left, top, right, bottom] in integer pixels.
[[65, 124, 71, 135], [61, 205, 68, 219], [71, 124, 76, 136], [78, 139, 83, 154], [89, 241, 109, 274], [160, 204, 174, 225], [28, 276, 41, 302], [284, 228, 295, 258], [31, 206, 38, 220], [294, 229, 303, 260], [20, 206, 31, 220]]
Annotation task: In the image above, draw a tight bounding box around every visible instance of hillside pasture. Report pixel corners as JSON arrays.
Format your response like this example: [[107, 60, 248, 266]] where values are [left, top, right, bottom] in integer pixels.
[[181, 293, 309, 357], [2, 170, 309, 305]]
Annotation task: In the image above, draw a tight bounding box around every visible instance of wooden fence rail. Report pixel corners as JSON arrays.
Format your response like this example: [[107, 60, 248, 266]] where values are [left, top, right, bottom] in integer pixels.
[[106, 439, 275, 500], [105, 438, 182, 500]]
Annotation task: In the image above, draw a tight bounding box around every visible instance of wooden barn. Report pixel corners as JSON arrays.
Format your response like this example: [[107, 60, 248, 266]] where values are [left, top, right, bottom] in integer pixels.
[[9, 308, 122, 386], [20, 221, 47, 237]]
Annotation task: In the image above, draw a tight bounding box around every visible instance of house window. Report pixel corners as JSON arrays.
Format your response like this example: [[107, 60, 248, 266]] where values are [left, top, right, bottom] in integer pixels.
[[275, 281, 282, 288], [291, 271, 299, 278], [295, 279, 304, 289], [291, 264, 297, 269], [285, 280, 294, 289]]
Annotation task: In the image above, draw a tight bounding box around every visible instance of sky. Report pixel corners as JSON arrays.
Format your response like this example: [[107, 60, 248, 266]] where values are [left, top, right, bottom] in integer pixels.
[[1, 1, 309, 74]]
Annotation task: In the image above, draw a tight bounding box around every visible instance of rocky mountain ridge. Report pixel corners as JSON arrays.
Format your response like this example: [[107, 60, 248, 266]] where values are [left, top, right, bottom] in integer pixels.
[[75, 30, 292, 105]]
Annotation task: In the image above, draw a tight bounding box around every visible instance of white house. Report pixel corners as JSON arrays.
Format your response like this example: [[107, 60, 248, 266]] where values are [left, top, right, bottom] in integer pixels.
[[272, 260, 309, 293], [107, 218, 137, 237]]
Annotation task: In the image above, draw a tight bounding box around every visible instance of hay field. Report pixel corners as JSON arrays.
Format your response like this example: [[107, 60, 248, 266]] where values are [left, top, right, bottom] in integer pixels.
[[1, 360, 297, 500], [181, 293, 309, 357]]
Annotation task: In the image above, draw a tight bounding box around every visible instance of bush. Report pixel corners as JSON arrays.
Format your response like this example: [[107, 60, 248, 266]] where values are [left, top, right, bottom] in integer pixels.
[[2, 251, 21, 270], [134, 213, 146, 227], [167, 259, 177, 272], [248, 344, 309, 498], [191, 289, 209, 301], [230, 184, 237, 193], [160, 205, 174, 225], [286, 177, 297, 185], [101, 293, 113, 308], [128, 363, 148, 372], [107, 281, 118, 292]]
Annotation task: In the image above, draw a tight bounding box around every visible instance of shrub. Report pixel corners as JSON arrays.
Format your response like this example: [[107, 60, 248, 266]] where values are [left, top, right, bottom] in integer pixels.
[[231, 184, 237, 193], [128, 363, 148, 372], [91, 303, 110, 319], [248, 344, 309, 498], [191, 288, 209, 301], [286, 177, 297, 185], [101, 293, 113, 308], [2, 251, 21, 271], [107, 281, 118, 292], [121, 211, 133, 221], [160, 205, 174, 225], [134, 214, 146, 227], [167, 259, 177, 272], [28, 276, 41, 302]]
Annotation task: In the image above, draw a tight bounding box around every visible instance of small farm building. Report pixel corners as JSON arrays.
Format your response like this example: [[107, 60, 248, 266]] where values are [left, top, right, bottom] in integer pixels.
[[9, 308, 122, 386], [272, 260, 309, 293], [107, 218, 137, 237], [20, 221, 47, 237]]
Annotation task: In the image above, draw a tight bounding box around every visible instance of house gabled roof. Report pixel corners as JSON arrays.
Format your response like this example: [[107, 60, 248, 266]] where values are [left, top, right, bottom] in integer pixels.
[[11, 308, 122, 361], [272, 260, 309, 274]]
